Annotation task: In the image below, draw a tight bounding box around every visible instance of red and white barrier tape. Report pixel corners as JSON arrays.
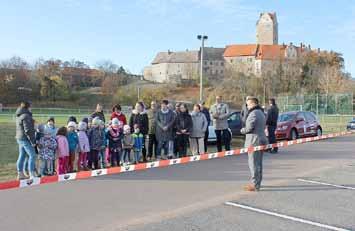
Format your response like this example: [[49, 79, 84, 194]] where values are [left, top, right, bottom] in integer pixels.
[[0, 131, 353, 191]]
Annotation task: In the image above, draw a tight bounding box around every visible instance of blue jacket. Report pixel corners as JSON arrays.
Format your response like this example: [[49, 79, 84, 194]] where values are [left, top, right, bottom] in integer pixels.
[[67, 131, 79, 152], [132, 132, 143, 151]]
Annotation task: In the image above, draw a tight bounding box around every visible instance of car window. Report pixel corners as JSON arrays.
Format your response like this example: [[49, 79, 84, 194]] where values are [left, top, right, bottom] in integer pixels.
[[297, 112, 306, 121], [229, 113, 240, 122], [278, 113, 295, 122], [305, 112, 316, 122], [305, 112, 315, 122]]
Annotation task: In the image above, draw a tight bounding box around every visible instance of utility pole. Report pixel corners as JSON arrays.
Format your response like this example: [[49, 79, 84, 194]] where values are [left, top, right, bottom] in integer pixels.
[[197, 35, 208, 102]]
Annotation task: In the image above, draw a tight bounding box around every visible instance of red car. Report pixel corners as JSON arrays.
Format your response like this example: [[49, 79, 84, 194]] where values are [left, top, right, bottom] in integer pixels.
[[276, 111, 323, 140]]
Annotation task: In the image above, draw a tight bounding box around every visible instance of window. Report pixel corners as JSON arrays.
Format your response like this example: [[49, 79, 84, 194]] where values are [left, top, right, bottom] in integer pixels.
[[210, 61, 213, 65], [297, 112, 306, 121], [221, 62, 224, 66], [305, 112, 317, 122], [228, 113, 241, 122]]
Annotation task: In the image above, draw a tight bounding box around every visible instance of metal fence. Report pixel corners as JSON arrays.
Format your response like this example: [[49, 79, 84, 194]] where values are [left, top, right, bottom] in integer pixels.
[[276, 93, 354, 115]]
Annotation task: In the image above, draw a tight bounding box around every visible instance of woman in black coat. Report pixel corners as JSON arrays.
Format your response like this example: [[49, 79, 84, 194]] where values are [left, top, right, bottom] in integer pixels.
[[175, 103, 193, 157]]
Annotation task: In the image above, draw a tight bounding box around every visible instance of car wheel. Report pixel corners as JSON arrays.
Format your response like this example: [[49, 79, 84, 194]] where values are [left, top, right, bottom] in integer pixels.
[[316, 127, 322, 137], [290, 129, 298, 140]]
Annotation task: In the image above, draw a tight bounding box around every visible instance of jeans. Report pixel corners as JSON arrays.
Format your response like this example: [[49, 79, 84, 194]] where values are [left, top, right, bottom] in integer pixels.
[[99, 149, 106, 168], [148, 134, 158, 159], [40, 159, 54, 175], [121, 149, 131, 163], [189, 137, 204, 155], [248, 150, 263, 189], [267, 126, 278, 152], [16, 139, 36, 173], [204, 129, 209, 153], [215, 129, 231, 152], [157, 140, 169, 159], [134, 150, 141, 163]]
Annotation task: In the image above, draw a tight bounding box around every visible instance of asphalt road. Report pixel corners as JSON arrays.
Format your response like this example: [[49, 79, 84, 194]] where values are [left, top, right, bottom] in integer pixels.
[[1, 135, 354, 231]]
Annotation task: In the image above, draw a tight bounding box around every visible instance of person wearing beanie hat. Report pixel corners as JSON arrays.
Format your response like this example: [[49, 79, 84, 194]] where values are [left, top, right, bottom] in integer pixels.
[[67, 121, 79, 172], [98, 119, 108, 168], [38, 126, 57, 176], [107, 118, 123, 167], [87, 117, 105, 169], [122, 125, 133, 165], [77, 121, 90, 171]]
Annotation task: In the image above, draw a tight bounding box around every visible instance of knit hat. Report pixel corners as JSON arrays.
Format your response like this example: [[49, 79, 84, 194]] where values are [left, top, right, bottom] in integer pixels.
[[112, 118, 120, 127], [43, 126, 53, 135], [67, 116, 77, 124], [123, 125, 130, 132], [37, 124, 45, 133], [78, 121, 87, 131], [92, 117, 101, 126], [67, 121, 77, 129]]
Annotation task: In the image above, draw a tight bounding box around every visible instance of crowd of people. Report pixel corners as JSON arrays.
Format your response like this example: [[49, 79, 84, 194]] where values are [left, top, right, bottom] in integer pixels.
[[14, 95, 279, 192], [14, 96, 235, 180]]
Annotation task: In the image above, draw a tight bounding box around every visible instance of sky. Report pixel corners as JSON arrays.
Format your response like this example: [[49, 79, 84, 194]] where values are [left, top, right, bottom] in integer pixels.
[[0, 0, 354, 76]]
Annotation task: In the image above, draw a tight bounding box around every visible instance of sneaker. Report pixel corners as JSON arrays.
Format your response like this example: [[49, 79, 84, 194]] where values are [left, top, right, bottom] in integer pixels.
[[243, 184, 256, 192], [17, 172, 29, 180]]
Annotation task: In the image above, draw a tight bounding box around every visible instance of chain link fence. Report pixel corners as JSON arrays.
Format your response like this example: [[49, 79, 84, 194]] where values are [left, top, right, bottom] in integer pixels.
[[276, 93, 354, 115]]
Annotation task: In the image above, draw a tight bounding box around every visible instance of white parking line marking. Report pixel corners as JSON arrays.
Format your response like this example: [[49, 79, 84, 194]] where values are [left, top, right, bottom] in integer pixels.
[[225, 202, 350, 231], [297, 179, 355, 190]]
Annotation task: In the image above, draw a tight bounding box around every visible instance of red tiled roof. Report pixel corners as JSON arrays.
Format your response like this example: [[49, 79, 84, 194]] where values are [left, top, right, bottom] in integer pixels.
[[256, 45, 286, 60], [223, 44, 258, 57]]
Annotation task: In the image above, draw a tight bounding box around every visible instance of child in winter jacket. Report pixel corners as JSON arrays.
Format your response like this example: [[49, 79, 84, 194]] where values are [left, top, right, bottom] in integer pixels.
[[38, 127, 57, 176], [56, 127, 69, 174], [122, 125, 134, 165], [87, 117, 105, 169], [77, 121, 90, 171], [132, 124, 144, 164], [67, 121, 79, 172], [107, 118, 123, 167], [99, 120, 107, 168]]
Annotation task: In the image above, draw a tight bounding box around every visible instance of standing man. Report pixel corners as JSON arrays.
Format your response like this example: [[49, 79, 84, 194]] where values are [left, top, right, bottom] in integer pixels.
[[240, 97, 268, 192], [147, 101, 158, 161], [156, 100, 175, 160], [15, 101, 37, 180], [266, 98, 279, 153], [91, 104, 105, 123], [200, 101, 211, 153], [240, 96, 251, 127], [210, 96, 231, 152]]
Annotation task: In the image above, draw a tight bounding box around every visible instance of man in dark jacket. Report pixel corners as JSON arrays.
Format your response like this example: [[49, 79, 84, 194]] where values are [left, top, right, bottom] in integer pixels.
[[91, 104, 105, 123], [129, 102, 149, 162], [266, 98, 279, 153], [15, 101, 37, 180], [201, 102, 211, 153]]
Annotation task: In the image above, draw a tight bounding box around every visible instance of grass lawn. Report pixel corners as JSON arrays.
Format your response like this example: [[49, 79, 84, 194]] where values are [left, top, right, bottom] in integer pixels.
[[0, 113, 352, 182]]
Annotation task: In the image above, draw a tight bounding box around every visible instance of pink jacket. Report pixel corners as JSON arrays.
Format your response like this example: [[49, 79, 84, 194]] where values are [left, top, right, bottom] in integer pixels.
[[78, 131, 90, 153], [56, 135, 69, 157]]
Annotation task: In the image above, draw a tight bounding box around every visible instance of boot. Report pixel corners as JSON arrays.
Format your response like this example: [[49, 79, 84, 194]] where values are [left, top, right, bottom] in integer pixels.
[[17, 172, 29, 180]]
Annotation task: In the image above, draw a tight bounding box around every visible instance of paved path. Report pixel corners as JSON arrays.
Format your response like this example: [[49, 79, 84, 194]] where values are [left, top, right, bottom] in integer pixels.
[[1, 135, 354, 231]]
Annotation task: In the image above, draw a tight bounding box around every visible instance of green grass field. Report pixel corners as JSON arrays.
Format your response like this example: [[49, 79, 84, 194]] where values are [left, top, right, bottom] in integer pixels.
[[0, 113, 352, 182]]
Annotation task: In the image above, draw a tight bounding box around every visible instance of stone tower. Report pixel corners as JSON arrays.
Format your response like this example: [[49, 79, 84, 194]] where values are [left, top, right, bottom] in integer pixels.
[[256, 12, 278, 45]]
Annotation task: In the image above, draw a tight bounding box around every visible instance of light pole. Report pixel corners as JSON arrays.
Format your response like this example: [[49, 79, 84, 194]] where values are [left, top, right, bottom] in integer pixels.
[[197, 35, 208, 102]]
